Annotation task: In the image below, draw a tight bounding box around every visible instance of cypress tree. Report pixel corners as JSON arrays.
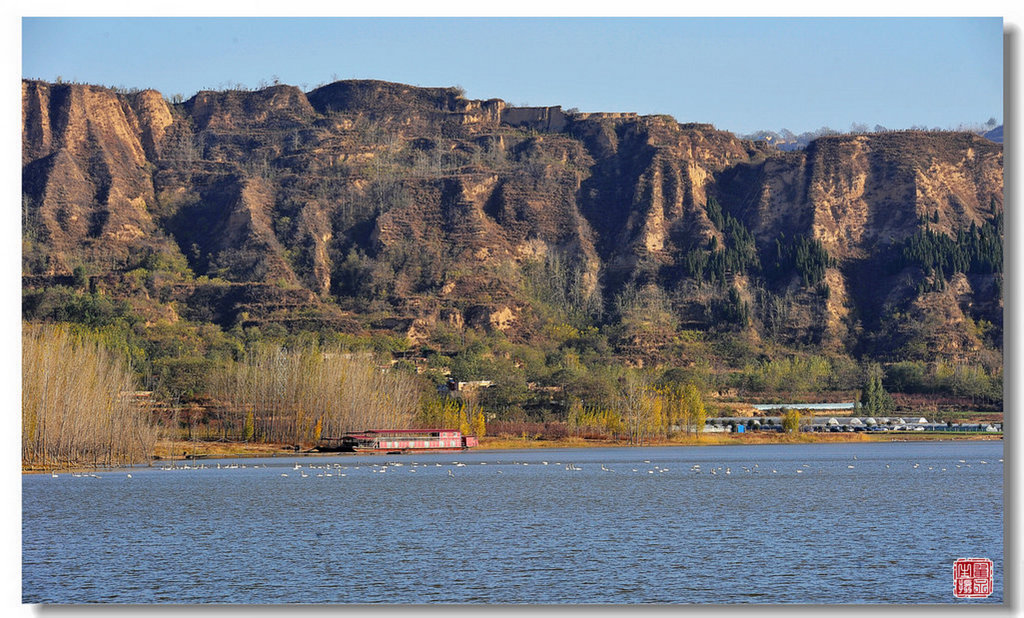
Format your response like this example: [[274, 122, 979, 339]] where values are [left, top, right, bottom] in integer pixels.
[[861, 365, 894, 416]]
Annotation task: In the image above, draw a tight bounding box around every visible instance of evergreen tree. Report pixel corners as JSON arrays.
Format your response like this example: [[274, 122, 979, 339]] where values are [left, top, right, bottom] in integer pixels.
[[243, 408, 255, 442], [860, 364, 895, 416], [895, 215, 1002, 284]]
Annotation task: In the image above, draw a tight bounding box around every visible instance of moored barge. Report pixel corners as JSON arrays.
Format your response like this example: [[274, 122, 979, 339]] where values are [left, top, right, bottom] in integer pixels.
[[318, 429, 478, 453]]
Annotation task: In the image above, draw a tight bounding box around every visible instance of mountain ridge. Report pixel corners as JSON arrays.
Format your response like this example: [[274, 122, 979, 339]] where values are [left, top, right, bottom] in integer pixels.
[[21, 78, 1003, 402]]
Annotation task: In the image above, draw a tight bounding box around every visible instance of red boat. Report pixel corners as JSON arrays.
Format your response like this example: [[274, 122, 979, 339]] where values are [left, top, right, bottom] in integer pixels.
[[319, 429, 478, 453]]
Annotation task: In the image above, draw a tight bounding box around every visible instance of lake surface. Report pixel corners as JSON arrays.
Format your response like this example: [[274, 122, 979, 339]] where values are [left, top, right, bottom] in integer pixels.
[[23, 440, 1003, 604]]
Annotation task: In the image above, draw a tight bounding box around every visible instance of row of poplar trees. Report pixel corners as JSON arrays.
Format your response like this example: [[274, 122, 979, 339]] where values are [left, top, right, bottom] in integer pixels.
[[22, 326, 432, 467], [208, 344, 422, 444], [22, 324, 158, 468]]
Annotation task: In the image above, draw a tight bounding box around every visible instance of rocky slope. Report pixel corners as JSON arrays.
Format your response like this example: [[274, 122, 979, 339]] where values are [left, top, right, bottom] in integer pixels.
[[21, 79, 1003, 367]]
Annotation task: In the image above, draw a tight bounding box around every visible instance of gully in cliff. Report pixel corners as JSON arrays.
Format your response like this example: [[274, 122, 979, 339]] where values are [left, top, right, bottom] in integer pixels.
[[317, 429, 479, 454]]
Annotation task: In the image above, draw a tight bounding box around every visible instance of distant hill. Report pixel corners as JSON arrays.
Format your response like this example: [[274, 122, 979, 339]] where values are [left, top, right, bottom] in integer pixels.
[[742, 124, 1004, 150], [738, 128, 833, 151], [983, 125, 1003, 143]]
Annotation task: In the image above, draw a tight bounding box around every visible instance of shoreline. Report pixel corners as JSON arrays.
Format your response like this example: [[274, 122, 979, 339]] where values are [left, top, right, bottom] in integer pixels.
[[22, 431, 1002, 472], [475, 432, 1002, 450], [155, 431, 1005, 458]]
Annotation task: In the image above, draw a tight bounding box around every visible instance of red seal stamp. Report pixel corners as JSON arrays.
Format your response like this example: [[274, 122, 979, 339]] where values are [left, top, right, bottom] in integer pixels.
[[954, 558, 993, 598]]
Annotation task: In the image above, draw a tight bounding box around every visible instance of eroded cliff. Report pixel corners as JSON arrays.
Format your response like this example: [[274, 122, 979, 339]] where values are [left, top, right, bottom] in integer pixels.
[[21, 79, 1003, 367]]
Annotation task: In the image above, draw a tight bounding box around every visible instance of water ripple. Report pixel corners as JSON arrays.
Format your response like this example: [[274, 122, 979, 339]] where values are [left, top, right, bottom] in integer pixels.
[[23, 441, 1003, 604]]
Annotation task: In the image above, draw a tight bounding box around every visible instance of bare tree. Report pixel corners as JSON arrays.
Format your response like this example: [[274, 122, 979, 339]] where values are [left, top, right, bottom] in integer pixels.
[[209, 344, 422, 444], [22, 324, 158, 468]]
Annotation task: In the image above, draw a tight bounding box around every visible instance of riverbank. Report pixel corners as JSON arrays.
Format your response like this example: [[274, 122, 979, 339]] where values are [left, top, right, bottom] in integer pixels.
[[477, 431, 1002, 450], [152, 430, 1002, 458], [23, 431, 1001, 471]]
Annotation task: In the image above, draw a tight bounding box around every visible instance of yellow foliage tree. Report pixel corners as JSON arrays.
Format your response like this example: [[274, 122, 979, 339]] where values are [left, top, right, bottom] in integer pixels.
[[568, 397, 623, 438], [472, 409, 486, 437], [782, 408, 801, 434], [416, 396, 467, 431], [655, 382, 705, 438], [682, 383, 706, 437], [657, 383, 684, 436]]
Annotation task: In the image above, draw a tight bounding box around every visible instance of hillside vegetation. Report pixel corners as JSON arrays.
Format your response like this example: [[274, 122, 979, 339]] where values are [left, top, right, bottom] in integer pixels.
[[21, 79, 1003, 446]]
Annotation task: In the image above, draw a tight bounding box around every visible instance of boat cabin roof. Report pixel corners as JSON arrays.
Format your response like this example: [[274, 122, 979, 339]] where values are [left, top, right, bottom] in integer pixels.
[[356, 429, 460, 436]]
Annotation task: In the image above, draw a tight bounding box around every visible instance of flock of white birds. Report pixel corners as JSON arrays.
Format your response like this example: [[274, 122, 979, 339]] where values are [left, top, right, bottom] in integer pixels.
[[46, 456, 1003, 480]]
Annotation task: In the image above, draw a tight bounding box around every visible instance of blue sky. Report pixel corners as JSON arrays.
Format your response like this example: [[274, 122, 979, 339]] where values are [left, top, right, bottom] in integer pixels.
[[20, 16, 1004, 139]]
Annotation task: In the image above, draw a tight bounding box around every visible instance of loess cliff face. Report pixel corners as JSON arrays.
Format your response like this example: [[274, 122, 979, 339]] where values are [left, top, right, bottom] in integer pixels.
[[22, 82, 168, 271], [21, 79, 1003, 365]]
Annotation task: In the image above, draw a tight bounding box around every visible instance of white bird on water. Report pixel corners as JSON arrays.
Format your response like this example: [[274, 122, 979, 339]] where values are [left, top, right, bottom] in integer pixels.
[[448, 469, 454, 477]]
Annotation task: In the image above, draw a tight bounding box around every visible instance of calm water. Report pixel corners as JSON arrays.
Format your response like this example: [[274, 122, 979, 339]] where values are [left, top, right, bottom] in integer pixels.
[[23, 441, 1003, 604]]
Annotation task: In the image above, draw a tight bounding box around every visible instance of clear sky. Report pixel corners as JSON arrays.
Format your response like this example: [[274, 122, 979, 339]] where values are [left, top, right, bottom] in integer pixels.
[[19, 16, 1006, 139]]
